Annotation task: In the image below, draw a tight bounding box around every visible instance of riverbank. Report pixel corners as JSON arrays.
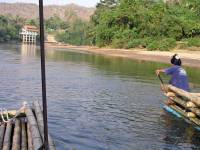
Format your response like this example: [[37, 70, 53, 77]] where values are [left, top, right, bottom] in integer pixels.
[[45, 43, 200, 68]]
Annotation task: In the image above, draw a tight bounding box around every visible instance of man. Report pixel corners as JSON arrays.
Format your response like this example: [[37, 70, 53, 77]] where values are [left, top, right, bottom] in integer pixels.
[[156, 54, 190, 92]]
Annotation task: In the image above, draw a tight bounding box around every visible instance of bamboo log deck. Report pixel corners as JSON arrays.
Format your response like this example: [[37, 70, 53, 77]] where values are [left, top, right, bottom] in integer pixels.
[[0, 101, 56, 150], [163, 85, 200, 130]]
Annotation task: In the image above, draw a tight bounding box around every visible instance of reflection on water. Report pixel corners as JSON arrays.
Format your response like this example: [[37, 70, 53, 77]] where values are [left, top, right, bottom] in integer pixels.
[[0, 43, 200, 150], [160, 112, 200, 149], [21, 44, 37, 57], [19, 44, 200, 87], [44, 48, 200, 87]]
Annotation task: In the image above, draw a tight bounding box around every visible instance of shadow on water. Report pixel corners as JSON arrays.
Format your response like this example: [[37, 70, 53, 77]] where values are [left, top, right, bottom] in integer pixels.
[[22, 45, 200, 87], [45, 48, 200, 87], [18, 44, 200, 87], [3, 43, 200, 87], [160, 111, 200, 149], [1, 43, 200, 149]]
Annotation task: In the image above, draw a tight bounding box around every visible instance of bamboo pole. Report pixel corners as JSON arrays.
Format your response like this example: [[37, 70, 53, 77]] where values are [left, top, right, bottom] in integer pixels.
[[2, 122, 12, 150], [187, 112, 196, 118], [0, 124, 6, 149], [167, 85, 192, 100], [170, 96, 186, 107], [189, 107, 200, 117], [169, 96, 200, 117], [190, 93, 200, 97], [33, 101, 56, 150], [0, 110, 20, 122], [186, 101, 197, 108], [25, 107, 43, 150], [167, 85, 200, 106], [1, 110, 25, 117], [33, 101, 43, 138], [169, 105, 200, 126], [12, 119, 21, 150], [190, 99, 200, 107], [21, 121, 28, 150], [2, 110, 17, 116], [27, 123, 33, 150], [39, 0, 49, 149]]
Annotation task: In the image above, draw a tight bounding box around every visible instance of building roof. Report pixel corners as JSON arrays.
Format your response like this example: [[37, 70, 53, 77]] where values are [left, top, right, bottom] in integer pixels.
[[23, 25, 39, 32]]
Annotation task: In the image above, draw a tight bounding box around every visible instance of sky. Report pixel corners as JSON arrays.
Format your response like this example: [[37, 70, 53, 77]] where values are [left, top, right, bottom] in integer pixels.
[[0, 0, 100, 7]]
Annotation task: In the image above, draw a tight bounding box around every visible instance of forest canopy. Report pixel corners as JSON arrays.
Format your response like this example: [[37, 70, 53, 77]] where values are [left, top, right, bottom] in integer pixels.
[[0, 15, 22, 42], [1, 0, 200, 51], [88, 0, 200, 50]]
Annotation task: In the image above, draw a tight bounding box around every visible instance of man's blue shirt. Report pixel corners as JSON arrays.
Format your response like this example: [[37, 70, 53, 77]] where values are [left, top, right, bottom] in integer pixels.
[[164, 65, 190, 91]]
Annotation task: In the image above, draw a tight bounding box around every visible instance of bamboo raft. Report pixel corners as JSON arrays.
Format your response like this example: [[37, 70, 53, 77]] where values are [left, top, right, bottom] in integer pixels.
[[0, 101, 56, 150], [163, 85, 200, 131]]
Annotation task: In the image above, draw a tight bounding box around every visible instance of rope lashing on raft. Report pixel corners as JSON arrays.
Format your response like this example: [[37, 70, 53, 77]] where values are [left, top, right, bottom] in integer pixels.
[[0, 108, 10, 123], [0, 101, 27, 123]]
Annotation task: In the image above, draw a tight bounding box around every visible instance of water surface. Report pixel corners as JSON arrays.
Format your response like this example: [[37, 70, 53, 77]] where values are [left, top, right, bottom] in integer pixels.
[[0, 43, 200, 150]]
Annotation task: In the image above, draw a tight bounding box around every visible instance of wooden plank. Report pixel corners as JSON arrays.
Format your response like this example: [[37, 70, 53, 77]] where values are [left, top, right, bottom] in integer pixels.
[[27, 123, 33, 150], [1, 110, 25, 117], [170, 96, 186, 107], [33, 101, 44, 139], [21, 121, 28, 150], [12, 119, 21, 150], [25, 107, 43, 150], [167, 85, 200, 106], [191, 99, 200, 108], [2, 110, 17, 116], [187, 112, 196, 118], [169, 97, 200, 117], [189, 107, 200, 117], [169, 105, 200, 126], [190, 93, 200, 97], [2, 122, 13, 150], [167, 85, 193, 100], [33, 101, 56, 150], [186, 101, 197, 108], [0, 124, 6, 149]]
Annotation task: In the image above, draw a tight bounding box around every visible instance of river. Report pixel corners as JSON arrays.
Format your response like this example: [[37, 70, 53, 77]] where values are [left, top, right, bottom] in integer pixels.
[[0, 43, 200, 150]]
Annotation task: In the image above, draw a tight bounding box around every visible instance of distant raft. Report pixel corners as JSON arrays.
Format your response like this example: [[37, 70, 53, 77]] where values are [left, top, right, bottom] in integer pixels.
[[0, 101, 56, 150], [163, 85, 200, 130]]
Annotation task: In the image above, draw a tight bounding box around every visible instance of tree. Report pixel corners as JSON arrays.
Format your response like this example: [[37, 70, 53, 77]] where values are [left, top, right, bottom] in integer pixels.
[[0, 15, 22, 42], [56, 19, 90, 45], [45, 15, 69, 31], [25, 19, 39, 27], [89, 0, 200, 50]]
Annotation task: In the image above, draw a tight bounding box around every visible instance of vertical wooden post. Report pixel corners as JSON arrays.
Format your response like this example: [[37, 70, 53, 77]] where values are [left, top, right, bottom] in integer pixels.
[[28, 34, 30, 43], [2, 122, 12, 150], [21, 121, 27, 150], [25, 107, 43, 150], [39, 0, 49, 149], [25, 34, 27, 43], [0, 124, 6, 149], [34, 35, 36, 43], [31, 34, 33, 43], [33, 101, 56, 150], [27, 123, 33, 150], [24, 34, 26, 43], [12, 119, 21, 150], [22, 34, 25, 43]]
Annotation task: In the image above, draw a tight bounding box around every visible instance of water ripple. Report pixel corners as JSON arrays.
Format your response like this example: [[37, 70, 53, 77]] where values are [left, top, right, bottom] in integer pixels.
[[0, 44, 200, 150]]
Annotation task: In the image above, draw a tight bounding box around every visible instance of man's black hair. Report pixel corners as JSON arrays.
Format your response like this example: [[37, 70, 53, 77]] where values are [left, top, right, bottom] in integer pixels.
[[171, 54, 182, 66]]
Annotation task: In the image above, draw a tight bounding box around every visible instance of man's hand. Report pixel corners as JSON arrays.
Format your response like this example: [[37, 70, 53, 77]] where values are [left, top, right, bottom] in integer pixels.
[[156, 69, 160, 76], [156, 69, 164, 76], [160, 84, 165, 92]]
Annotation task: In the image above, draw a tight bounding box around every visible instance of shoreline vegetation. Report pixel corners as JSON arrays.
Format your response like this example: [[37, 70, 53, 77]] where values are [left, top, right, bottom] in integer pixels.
[[0, 0, 200, 67], [45, 42, 200, 68], [1, 0, 200, 49], [56, 0, 200, 51]]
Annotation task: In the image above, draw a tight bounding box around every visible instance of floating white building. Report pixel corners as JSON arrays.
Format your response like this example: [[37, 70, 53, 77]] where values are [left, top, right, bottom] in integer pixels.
[[20, 25, 39, 43]]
